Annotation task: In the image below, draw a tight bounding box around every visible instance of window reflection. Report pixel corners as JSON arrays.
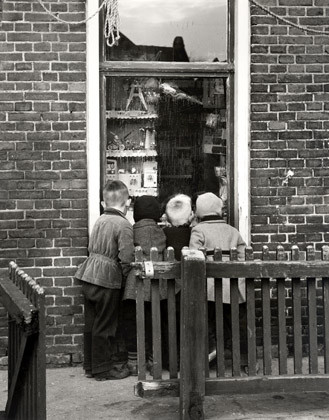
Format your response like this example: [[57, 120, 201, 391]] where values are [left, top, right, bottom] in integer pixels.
[[105, 0, 227, 62]]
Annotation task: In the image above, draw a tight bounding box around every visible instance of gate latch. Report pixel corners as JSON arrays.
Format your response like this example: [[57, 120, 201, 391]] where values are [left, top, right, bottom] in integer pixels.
[[143, 261, 154, 278]]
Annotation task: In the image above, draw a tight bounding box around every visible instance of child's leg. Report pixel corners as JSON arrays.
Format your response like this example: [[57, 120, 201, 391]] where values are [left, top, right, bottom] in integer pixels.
[[122, 299, 138, 352], [121, 299, 138, 375], [239, 302, 248, 363], [144, 302, 153, 366], [81, 282, 95, 375], [223, 303, 232, 351], [208, 301, 216, 352], [84, 284, 121, 375], [223, 303, 249, 367]]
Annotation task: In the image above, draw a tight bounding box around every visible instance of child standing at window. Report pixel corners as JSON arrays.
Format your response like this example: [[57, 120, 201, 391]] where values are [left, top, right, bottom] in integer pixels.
[[122, 195, 166, 375], [75, 180, 134, 381], [189, 192, 247, 369], [163, 194, 194, 260]]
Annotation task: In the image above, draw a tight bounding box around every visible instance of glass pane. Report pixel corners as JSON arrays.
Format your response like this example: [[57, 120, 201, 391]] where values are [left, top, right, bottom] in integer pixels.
[[104, 76, 228, 218], [105, 0, 227, 62]]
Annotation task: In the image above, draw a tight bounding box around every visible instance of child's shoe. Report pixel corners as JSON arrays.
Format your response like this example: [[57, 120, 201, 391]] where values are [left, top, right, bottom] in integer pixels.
[[127, 351, 138, 376], [147, 354, 154, 376], [94, 363, 130, 381], [84, 370, 93, 378]]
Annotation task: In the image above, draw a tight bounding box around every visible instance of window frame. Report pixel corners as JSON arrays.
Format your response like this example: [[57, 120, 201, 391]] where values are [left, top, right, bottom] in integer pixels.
[[98, 0, 237, 226]]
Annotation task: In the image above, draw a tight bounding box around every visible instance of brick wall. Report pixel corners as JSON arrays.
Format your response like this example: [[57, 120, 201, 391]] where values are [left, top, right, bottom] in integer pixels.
[[250, 0, 329, 254], [250, 0, 329, 354], [0, 0, 88, 365]]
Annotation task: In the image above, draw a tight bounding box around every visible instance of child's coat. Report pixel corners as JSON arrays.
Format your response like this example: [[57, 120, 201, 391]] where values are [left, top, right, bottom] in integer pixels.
[[189, 219, 246, 303]]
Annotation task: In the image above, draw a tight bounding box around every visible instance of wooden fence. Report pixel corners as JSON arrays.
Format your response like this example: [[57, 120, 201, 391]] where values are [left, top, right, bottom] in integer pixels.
[[0, 263, 46, 420], [133, 244, 329, 419]]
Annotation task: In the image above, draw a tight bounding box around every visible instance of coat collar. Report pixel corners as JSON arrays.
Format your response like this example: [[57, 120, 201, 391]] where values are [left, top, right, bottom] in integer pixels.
[[104, 208, 126, 219], [199, 218, 225, 224], [199, 215, 224, 223], [134, 219, 157, 228]]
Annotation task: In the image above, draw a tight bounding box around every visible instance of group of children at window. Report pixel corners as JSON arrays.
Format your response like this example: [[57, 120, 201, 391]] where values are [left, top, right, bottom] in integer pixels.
[[75, 180, 246, 381]]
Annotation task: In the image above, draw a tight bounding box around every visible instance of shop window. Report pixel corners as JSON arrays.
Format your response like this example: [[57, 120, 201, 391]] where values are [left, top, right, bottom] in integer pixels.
[[100, 0, 234, 222]]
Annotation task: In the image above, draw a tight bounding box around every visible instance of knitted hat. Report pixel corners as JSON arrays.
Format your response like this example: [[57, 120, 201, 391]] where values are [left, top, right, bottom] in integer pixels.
[[165, 194, 192, 227], [133, 195, 161, 223], [196, 193, 223, 218]]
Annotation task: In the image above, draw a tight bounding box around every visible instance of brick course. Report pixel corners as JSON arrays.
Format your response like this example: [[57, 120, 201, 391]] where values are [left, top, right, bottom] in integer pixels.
[[0, 0, 87, 364]]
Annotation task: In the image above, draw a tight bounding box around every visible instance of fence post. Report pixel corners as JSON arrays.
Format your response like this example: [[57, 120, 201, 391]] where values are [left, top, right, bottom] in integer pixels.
[[180, 249, 206, 420]]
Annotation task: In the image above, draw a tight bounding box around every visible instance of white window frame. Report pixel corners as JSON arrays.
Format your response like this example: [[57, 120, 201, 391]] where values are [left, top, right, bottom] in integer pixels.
[[86, 0, 250, 243]]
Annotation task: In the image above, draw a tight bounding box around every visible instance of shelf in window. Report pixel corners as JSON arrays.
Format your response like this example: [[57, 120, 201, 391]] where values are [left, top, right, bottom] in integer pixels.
[[106, 149, 158, 158], [161, 175, 192, 179], [106, 110, 158, 120]]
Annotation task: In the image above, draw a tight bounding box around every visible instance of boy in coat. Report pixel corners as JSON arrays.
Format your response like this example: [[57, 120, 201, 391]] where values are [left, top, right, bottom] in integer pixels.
[[189, 192, 248, 369], [75, 180, 134, 381]]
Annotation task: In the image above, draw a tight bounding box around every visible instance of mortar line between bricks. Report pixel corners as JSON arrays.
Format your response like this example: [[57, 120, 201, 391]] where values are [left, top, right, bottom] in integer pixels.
[[250, 0, 329, 36]]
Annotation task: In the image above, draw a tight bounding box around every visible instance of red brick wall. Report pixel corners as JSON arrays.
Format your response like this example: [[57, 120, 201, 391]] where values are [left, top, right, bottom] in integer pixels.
[[0, 0, 88, 364], [250, 0, 329, 254]]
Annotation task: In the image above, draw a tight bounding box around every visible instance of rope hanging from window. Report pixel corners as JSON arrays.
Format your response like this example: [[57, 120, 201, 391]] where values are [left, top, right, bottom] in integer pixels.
[[104, 0, 120, 47], [35, 0, 121, 46], [250, 0, 329, 36]]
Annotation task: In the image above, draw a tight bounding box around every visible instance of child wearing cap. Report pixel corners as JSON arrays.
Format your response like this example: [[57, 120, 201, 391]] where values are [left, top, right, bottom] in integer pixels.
[[122, 195, 166, 375], [189, 192, 248, 369], [163, 194, 194, 260]]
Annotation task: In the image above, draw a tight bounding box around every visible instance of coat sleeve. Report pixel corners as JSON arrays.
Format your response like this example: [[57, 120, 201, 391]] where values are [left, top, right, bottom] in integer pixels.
[[236, 232, 246, 261], [189, 227, 205, 250], [118, 224, 135, 277]]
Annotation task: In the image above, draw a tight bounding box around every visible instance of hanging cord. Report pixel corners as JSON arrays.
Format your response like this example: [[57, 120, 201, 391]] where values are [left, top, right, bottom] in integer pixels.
[[250, 0, 329, 36], [104, 0, 120, 46], [36, 0, 107, 25]]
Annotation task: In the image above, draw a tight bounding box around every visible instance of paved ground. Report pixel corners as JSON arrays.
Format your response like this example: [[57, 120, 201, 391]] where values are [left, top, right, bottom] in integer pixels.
[[1, 366, 329, 419]]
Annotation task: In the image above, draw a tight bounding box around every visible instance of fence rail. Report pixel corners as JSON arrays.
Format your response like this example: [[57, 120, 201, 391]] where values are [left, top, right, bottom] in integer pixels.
[[0, 263, 46, 420], [133, 244, 329, 419]]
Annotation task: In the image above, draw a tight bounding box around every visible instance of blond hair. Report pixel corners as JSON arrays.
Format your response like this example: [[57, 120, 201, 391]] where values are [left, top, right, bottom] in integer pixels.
[[103, 180, 129, 208], [165, 194, 192, 227]]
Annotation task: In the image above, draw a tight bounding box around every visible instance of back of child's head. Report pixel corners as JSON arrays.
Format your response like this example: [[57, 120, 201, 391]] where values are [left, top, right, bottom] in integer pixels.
[[103, 180, 129, 208], [165, 194, 193, 227], [196, 192, 223, 218], [133, 195, 161, 223], [191, 191, 206, 212]]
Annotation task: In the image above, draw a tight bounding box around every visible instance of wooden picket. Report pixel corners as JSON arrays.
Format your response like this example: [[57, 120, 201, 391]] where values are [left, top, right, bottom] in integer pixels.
[[0, 263, 46, 420]]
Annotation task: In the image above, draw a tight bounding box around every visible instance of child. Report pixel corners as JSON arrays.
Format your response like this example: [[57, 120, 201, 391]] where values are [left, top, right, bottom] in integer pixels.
[[189, 192, 248, 368], [122, 195, 166, 375], [75, 180, 134, 381], [162, 194, 194, 367], [163, 194, 194, 260]]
